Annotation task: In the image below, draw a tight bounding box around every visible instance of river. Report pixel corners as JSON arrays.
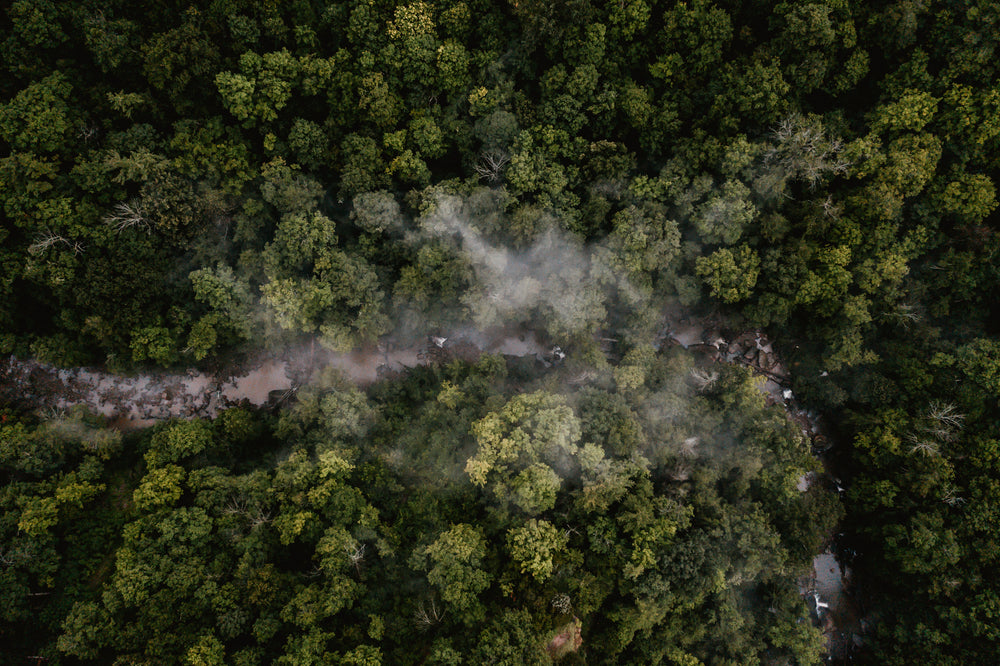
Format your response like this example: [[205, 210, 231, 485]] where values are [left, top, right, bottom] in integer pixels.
[[0, 318, 857, 655], [0, 329, 553, 426]]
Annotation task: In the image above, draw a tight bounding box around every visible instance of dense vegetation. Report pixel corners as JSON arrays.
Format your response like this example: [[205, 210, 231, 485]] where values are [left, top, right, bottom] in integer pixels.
[[2, 0, 1000, 663], [1, 353, 841, 664]]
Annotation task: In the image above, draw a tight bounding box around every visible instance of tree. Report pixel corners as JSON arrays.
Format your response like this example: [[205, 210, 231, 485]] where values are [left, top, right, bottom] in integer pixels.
[[710, 57, 791, 129], [871, 88, 939, 133], [215, 50, 307, 126], [383, 1, 439, 88], [505, 129, 572, 206], [693, 180, 756, 246], [351, 191, 403, 234], [695, 244, 760, 303], [466, 391, 581, 497], [957, 339, 1000, 396], [190, 264, 256, 341], [287, 118, 329, 170], [356, 73, 402, 130], [935, 170, 998, 225], [770, 0, 864, 94], [0, 72, 72, 153], [133, 465, 185, 511], [471, 608, 550, 666], [606, 205, 681, 277], [187, 633, 225, 666], [660, 0, 733, 79], [416, 524, 491, 616], [130, 325, 178, 366], [339, 134, 390, 197], [82, 13, 137, 73], [145, 420, 215, 468], [506, 519, 567, 582], [142, 9, 221, 112]]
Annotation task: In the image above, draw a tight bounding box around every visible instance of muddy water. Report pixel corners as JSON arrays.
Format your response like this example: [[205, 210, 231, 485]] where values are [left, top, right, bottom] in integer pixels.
[[0, 330, 553, 426]]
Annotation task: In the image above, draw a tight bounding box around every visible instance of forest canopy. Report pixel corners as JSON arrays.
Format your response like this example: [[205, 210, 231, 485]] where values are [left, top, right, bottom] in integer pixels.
[[1, 353, 842, 665], [2, 0, 1000, 664]]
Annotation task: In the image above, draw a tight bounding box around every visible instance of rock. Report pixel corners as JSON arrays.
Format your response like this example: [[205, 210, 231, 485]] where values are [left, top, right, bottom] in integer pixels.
[[687, 343, 720, 361]]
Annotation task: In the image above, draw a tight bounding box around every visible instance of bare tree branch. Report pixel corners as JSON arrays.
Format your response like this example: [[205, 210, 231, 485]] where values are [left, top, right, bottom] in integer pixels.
[[105, 200, 150, 233], [473, 150, 510, 184]]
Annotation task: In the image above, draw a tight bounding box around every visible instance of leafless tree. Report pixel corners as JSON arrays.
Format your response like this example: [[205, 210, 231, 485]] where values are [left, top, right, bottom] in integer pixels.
[[908, 437, 940, 457], [670, 462, 692, 481], [940, 483, 966, 507], [820, 195, 841, 218], [928, 402, 965, 431], [414, 597, 444, 629], [680, 436, 700, 457], [569, 370, 598, 385], [473, 149, 510, 184], [33, 235, 65, 254], [763, 116, 851, 190], [689, 368, 719, 391], [105, 200, 150, 233], [77, 123, 100, 144], [345, 542, 366, 576], [248, 509, 272, 529], [223, 494, 272, 528], [28, 231, 85, 256], [887, 303, 923, 328]]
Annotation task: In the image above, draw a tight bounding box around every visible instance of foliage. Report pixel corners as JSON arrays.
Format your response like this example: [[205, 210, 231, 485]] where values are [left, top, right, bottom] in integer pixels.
[[2, 0, 1000, 662], [0, 348, 832, 664]]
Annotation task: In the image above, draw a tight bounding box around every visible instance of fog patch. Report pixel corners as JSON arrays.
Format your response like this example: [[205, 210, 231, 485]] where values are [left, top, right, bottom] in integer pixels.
[[416, 195, 608, 339]]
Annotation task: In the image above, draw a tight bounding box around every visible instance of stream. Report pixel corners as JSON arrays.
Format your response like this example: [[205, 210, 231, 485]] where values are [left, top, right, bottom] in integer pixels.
[[0, 317, 859, 657], [0, 329, 554, 427]]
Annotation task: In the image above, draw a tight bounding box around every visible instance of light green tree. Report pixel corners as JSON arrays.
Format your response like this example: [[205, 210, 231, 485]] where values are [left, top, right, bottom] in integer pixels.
[[506, 519, 567, 582], [695, 245, 761, 303], [467, 391, 581, 490]]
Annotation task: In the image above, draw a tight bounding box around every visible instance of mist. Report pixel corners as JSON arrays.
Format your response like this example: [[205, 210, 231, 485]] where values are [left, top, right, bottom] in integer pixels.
[[413, 194, 609, 340]]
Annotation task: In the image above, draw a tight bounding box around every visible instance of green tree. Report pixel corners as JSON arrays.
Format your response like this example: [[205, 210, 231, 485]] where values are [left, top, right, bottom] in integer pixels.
[[606, 205, 681, 277], [216, 50, 301, 126], [130, 325, 178, 366], [142, 9, 221, 112], [467, 391, 581, 496], [416, 524, 491, 616], [695, 245, 761, 303], [0, 72, 72, 153], [506, 519, 567, 582], [693, 180, 756, 246]]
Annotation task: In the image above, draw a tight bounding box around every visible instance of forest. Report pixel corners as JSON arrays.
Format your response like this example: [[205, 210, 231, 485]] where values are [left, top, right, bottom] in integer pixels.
[[1, 0, 999, 664]]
